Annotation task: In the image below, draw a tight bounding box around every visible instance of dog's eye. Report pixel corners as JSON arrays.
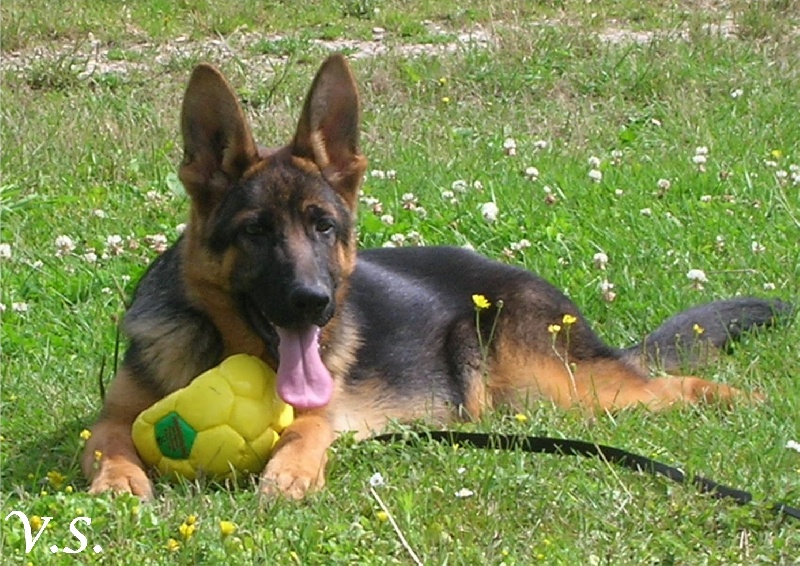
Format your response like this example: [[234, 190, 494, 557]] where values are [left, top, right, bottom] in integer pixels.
[[243, 222, 264, 236], [315, 217, 336, 235]]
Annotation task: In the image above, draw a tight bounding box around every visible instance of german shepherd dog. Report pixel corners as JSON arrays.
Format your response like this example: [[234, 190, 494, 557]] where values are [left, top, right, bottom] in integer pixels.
[[82, 55, 790, 500]]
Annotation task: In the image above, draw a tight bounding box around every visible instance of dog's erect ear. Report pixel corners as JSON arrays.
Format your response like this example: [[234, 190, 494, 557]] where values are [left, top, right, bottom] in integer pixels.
[[292, 55, 367, 210], [179, 64, 258, 217]]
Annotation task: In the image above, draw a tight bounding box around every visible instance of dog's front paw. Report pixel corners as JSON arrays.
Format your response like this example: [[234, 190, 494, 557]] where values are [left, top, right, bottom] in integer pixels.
[[88, 457, 154, 501], [260, 457, 325, 500]]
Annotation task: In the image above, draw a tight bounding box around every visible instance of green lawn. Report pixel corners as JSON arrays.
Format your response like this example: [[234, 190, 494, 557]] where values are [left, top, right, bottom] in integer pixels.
[[2, 0, 799, 563]]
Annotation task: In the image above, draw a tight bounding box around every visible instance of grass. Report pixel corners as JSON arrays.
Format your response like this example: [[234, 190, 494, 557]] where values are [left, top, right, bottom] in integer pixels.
[[2, 0, 800, 563]]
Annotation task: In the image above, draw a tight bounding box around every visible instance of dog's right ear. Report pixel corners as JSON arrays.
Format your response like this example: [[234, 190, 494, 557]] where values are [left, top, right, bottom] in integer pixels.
[[179, 64, 258, 218]]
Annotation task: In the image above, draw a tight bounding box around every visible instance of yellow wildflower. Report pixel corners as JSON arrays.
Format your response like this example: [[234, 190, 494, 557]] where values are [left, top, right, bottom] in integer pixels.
[[93, 450, 103, 461], [693, 323, 705, 335], [30, 516, 43, 530], [562, 314, 577, 326], [47, 470, 67, 488], [547, 324, 561, 334], [166, 538, 181, 552], [65, 486, 74, 494], [439, 77, 448, 85], [514, 413, 528, 423], [219, 521, 237, 537], [441, 96, 450, 104], [771, 149, 783, 159], [79, 429, 92, 441], [472, 294, 491, 310], [185, 514, 197, 526], [179, 522, 196, 539], [375, 511, 389, 522]]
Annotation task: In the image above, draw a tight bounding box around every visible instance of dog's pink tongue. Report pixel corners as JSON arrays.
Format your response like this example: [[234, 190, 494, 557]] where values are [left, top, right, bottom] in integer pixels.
[[275, 326, 333, 410]]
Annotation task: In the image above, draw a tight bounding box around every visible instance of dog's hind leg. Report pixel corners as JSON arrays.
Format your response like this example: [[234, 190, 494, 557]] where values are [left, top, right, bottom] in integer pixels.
[[81, 368, 157, 499]]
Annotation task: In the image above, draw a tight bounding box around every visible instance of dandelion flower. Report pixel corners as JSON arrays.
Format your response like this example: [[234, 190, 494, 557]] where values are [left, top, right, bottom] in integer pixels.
[[219, 521, 237, 537], [179, 522, 196, 539], [472, 294, 491, 310]]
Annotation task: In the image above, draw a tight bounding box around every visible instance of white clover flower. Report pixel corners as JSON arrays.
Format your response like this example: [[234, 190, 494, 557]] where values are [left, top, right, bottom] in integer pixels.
[[763, 282, 776, 291], [692, 154, 707, 165], [751, 240, 766, 253], [640, 208, 652, 216], [599, 280, 616, 302], [614, 189, 624, 196], [503, 138, 517, 156], [786, 440, 800, 453], [406, 231, 422, 245], [401, 192, 416, 204], [730, 88, 744, 98], [472, 180, 484, 191], [55, 235, 76, 257], [0, 303, 5, 312], [382, 240, 397, 248], [593, 252, 609, 270], [380, 214, 394, 225], [370, 170, 386, 179], [695, 146, 709, 156], [764, 160, 778, 168], [454, 488, 475, 498], [700, 195, 712, 203], [687, 269, 707, 289], [385, 170, 397, 180], [611, 149, 623, 160], [83, 251, 98, 264], [480, 201, 499, 223], [369, 472, 385, 487], [657, 178, 671, 191], [775, 170, 788, 180], [175, 223, 187, 235], [524, 166, 539, 180], [145, 234, 168, 253], [588, 156, 601, 168], [461, 243, 475, 251], [533, 139, 548, 150], [0, 243, 11, 260], [11, 302, 29, 313], [588, 169, 602, 182], [451, 180, 468, 193], [441, 190, 455, 200], [92, 209, 106, 218], [390, 233, 406, 245]]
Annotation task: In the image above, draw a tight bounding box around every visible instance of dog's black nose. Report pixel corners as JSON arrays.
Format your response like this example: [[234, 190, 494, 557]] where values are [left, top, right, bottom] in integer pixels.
[[289, 284, 331, 319]]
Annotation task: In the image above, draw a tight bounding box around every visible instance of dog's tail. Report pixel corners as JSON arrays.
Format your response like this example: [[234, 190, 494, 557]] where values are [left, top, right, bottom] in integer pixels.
[[623, 297, 793, 374]]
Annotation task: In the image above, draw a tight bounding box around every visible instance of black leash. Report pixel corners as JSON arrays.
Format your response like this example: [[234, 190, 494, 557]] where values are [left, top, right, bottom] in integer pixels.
[[371, 431, 800, 523]]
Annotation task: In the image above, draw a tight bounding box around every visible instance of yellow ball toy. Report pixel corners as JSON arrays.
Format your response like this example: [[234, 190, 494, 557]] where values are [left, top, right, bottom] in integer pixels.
[[132, 354, 294, 481]]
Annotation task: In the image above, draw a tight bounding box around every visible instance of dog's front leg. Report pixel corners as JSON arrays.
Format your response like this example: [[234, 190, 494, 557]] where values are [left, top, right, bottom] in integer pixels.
[[260, 411, 335, 500], [81, 368, 157, 500]]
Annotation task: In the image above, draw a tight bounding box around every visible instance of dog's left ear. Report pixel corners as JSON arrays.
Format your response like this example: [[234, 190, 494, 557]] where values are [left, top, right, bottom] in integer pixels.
[[292, 55, 367, 210]]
